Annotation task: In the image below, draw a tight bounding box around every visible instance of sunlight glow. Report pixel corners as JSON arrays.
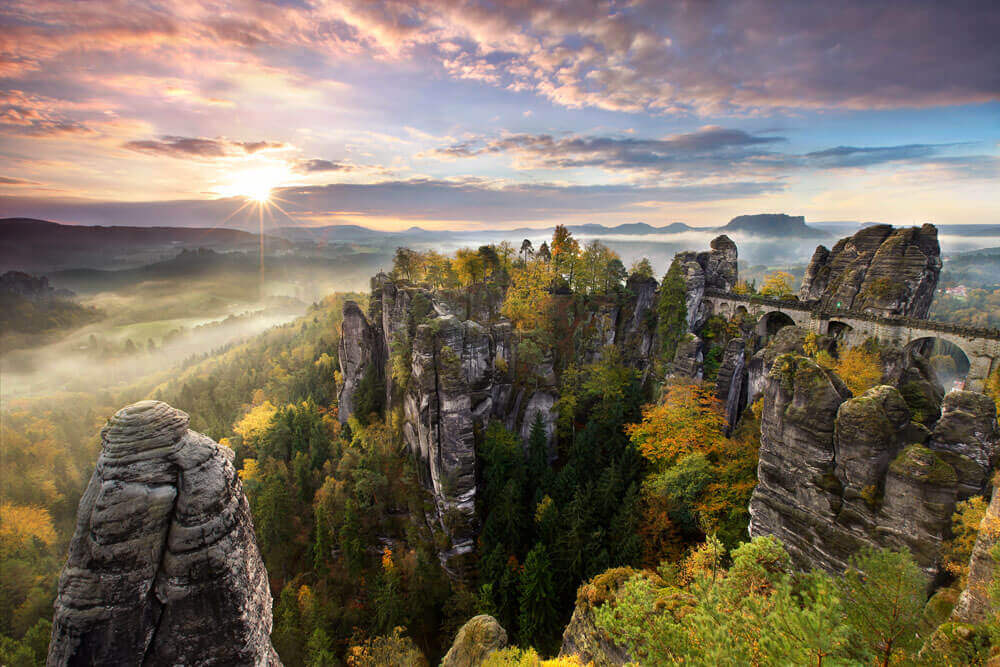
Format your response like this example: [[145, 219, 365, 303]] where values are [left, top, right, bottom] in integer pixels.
[[216, 164, 289, 204]]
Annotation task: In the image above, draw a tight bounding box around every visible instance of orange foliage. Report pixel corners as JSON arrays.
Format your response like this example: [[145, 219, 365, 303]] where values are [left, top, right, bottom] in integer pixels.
[[627, 384, 728, 467]]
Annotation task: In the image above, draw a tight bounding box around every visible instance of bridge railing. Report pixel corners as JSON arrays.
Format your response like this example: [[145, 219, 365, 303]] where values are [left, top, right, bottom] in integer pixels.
[[704, 288, 1000, 341]]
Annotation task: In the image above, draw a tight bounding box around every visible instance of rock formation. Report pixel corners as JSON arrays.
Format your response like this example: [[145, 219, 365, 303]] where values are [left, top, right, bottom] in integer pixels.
[[559, 568, 637, 666], [715, 337, 747, 431], [799, 223, 941, 317], [339, 273, 661, 572], [673, 235, 739, 333], [442, 615, 508, 667], [951, 486, 1000, 624], [47, 400, 280, 666], [749, 352, 998, 576]]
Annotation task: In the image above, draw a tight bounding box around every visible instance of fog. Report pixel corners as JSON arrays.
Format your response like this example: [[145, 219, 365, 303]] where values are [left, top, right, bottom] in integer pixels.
[[1, 306, 304, 400]]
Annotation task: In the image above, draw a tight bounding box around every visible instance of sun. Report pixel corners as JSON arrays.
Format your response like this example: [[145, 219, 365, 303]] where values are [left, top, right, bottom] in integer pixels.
[[216, 164, 287, 204]]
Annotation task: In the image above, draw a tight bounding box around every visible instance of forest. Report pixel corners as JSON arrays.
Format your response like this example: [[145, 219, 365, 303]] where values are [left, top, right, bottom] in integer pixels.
[[3, 225, 1000, 665]]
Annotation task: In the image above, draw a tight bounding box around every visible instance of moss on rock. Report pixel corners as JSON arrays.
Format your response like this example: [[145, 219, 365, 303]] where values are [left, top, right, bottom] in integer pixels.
[[890, 444, 958, 486]]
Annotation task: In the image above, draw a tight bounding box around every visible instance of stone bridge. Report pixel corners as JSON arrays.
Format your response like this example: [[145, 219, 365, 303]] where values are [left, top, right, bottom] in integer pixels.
[[703, 288, 1000, 392]]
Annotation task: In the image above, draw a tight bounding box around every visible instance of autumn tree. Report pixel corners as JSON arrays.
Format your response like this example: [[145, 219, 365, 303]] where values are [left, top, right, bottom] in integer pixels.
[[629, 257, 654, 281], [454, 248, 485, 286], [833, 343, 882, 396], [627, 384, 727, 468], [760, 271, 796, 299], [501, 260, 553, 331], [550, 225, 580, 287]]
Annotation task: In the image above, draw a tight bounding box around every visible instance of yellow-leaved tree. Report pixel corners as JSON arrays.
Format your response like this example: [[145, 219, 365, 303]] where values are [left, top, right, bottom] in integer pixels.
[[833, 344, 883, 396], [233, 401, 278, 454], [760, 271, 796, 299], [501, 260, 554, 331]]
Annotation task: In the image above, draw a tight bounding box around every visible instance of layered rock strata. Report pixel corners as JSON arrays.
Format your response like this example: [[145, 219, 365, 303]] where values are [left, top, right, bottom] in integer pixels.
[[339, 274, 661, 572], [799, 224, 941, 317], [749, 354, 997, 576], [674, 235, 738, 333], [47, 400, 279, 666]]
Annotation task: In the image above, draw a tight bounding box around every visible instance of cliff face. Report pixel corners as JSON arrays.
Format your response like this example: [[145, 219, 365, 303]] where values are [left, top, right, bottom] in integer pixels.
[[47, 401, 279, 666], [339, 273, 660, 572], [675, 234, 738, 333], [952, 486, 1000, 625], [748, 351, 998, 575], [799, 223, 941, 317]]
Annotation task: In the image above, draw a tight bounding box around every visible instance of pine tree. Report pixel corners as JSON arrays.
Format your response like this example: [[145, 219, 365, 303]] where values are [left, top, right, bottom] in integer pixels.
[[841, 547, 927, 666], [518, 543, 559, 650], [656, 258, 688, 364]]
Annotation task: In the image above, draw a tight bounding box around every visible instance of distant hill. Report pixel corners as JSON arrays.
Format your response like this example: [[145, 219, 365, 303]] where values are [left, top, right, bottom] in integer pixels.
[[716, 214, 828, 238], [0, 218, 290, 272], [275, 221, 696, 244]]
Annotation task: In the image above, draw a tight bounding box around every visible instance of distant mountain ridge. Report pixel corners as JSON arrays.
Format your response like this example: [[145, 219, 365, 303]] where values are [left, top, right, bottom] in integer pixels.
[[0, 218, 291, 272], [716, 213, 829, 238], [275, 221, 697, 243]]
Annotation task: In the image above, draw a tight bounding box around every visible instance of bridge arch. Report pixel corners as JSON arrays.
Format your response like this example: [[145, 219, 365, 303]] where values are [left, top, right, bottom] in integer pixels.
[[904, 336, 972, 390], [826, 320, 853, 342], [757, 311, 796, 340]]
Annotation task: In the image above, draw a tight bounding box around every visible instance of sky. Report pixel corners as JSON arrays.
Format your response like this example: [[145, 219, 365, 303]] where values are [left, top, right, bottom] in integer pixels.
[[0, 0, 998, 231]]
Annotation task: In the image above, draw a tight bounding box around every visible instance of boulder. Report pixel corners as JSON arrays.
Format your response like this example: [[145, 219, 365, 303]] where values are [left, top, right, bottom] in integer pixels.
[[929, 391, 999, 498], [442, 615, 508, 667], [47, 401, 280, 666]]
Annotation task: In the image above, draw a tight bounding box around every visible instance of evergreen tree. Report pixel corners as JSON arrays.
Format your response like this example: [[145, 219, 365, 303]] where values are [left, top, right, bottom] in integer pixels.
[[841, 547, 927, 667], [518, 543, 559, 650], [656, 258, 688, 364]]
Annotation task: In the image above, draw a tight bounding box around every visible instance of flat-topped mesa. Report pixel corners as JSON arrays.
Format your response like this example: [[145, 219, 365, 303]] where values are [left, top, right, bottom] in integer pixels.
[[47, 400, 280, 667], [799, 223, 941, 318]]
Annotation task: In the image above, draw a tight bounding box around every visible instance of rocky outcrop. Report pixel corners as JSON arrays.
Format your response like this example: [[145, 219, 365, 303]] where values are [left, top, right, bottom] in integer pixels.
[[339, 272, 662, 573], [338, 300, 377, 423], [749, 352, 997, 577], [442, 615, 508, 667], [670, 334, 703, 380], [715, 337, 746, 431], [799, 224, 941, 317], [746, 326, 811, 402], [559, 568, 636, 666], [47, 401, 279, 666], [930, 391, 999, 498], [951, 487, 1000, 624], [674, 235, 739, 333], [621, 275, 658, 369]]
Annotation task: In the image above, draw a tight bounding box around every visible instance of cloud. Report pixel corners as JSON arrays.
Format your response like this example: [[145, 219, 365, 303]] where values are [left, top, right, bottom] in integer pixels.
[[431, 126, 786, 176], [2, 1, 996, 116], [123, 135, 289, 159], [294, 158, 356, 173], [0, 90, 98, 137], [433, 130, 999, 184], [0, 176, 39, 185]]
